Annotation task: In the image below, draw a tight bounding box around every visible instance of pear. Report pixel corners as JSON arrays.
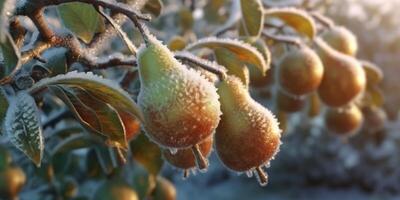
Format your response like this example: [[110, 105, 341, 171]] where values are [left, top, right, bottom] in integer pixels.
[[324, 104, 363, 136], [0, 165, 26, 200], [215, 76, 281, 186], [137, 35, 221, 168], [314, 38, 366, 107], [93, 180, 138, 200], [321, 26, 358, 56], [153, 177, 176, 200], [278, 46, 324, 96], [163, 137, 213, 177]]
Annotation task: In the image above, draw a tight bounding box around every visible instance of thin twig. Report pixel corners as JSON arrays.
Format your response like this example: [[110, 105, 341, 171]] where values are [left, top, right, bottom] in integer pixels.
[[262, 30, 302, 47]]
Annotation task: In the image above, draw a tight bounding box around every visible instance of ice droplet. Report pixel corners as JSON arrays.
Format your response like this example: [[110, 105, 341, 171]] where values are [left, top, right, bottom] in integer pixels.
[[169, 148, 178, 155], [246, 170, 253, 178]]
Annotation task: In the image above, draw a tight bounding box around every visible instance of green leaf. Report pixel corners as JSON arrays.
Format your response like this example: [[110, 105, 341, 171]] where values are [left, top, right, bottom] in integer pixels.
[[5, 91, 43, 166], [186, 37, 269, 75], [29, 71, 144, 122], [143, 0, 163, 17], [264, 8, 316, 39], [52, 133, 94, 154], [58, 2, 105, 43], [0, 32, 20, 78], [130, 133, 163, 175], [240, 0, 264, 37], [0, 87, 8, 133], [42, 48, 68, 76]]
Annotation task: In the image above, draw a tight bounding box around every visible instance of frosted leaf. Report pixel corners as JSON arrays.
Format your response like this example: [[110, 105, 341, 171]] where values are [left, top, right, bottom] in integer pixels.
[[5, 91, 43, 166], [29, 71, 144, 122], [240, 0, 264, 37], [264, 7, 316, 39], [185, 37, 268, 75]]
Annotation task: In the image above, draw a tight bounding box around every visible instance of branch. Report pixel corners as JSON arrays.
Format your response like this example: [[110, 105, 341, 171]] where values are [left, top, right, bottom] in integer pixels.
[[262, 30, 302, 47], [174, 52, 227, 81]]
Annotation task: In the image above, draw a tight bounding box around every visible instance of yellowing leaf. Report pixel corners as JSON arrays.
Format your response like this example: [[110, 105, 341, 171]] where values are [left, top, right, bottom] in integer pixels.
[[5, 91, 43, 166], [186, 37, 269, 74], [264, 8, 316, 39], [58, 2, 105, 43], [361, 60, 383, 86], [29, 71, 144, 123], [240, 0, 264, 37]]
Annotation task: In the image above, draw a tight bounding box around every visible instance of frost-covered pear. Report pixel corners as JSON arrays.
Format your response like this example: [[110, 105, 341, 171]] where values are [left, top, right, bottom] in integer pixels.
[[278, 46, 324, 96], [321, 26, 358, 56], [215, 76, 281, 186], [163, 137, 213, 177], [324, 104, 363, 136], [137, 35, 221, 168], [315, 38, 366, 107]]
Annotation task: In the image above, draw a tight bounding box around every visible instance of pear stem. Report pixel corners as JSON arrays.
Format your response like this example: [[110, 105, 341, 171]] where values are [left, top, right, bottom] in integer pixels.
[[191, 144, 209, 170], [262, 30, 302, 47], [255, 166, 268, 185], [310, 12, 334, 28]]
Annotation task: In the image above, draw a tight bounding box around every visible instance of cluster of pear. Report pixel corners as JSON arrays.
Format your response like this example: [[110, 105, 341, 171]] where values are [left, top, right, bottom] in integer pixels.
[[0, 146, 26, 200], [137, 35, 281, 185], [273, 25, 384, 138]]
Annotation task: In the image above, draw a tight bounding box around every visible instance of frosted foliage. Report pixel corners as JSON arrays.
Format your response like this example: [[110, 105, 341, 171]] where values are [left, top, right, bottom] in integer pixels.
[[5, 91, 43, 165], [137, 36, 221, 148]]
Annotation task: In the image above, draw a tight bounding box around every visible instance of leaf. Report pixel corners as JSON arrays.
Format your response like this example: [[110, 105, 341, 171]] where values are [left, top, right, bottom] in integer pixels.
[[5, 91, 43, 166], [264, 8, 316, 39], [130, 133, 163, 175], [73, 87, 128, 149], [212, 0, 240, 35], [143, 0, 163, 17], [240, 0, 264, 37], [132, 164, 157, 200], [361, 60, 383, 87], [96, 8, 137, 56], [94, 145, 115, 175], [50, 86, 128, 149], [52, 133, 94, 154], [49, 85, 102, 134], [214, 48, 249, 86], [366, 86, 384, 108], [42, 48, 68, 76], [0, 87, 8, 132], [0, 32, 20, 78], [186, 37, 268, 75], [29, 71, 144, 122], [58, 2, 105, 43]]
